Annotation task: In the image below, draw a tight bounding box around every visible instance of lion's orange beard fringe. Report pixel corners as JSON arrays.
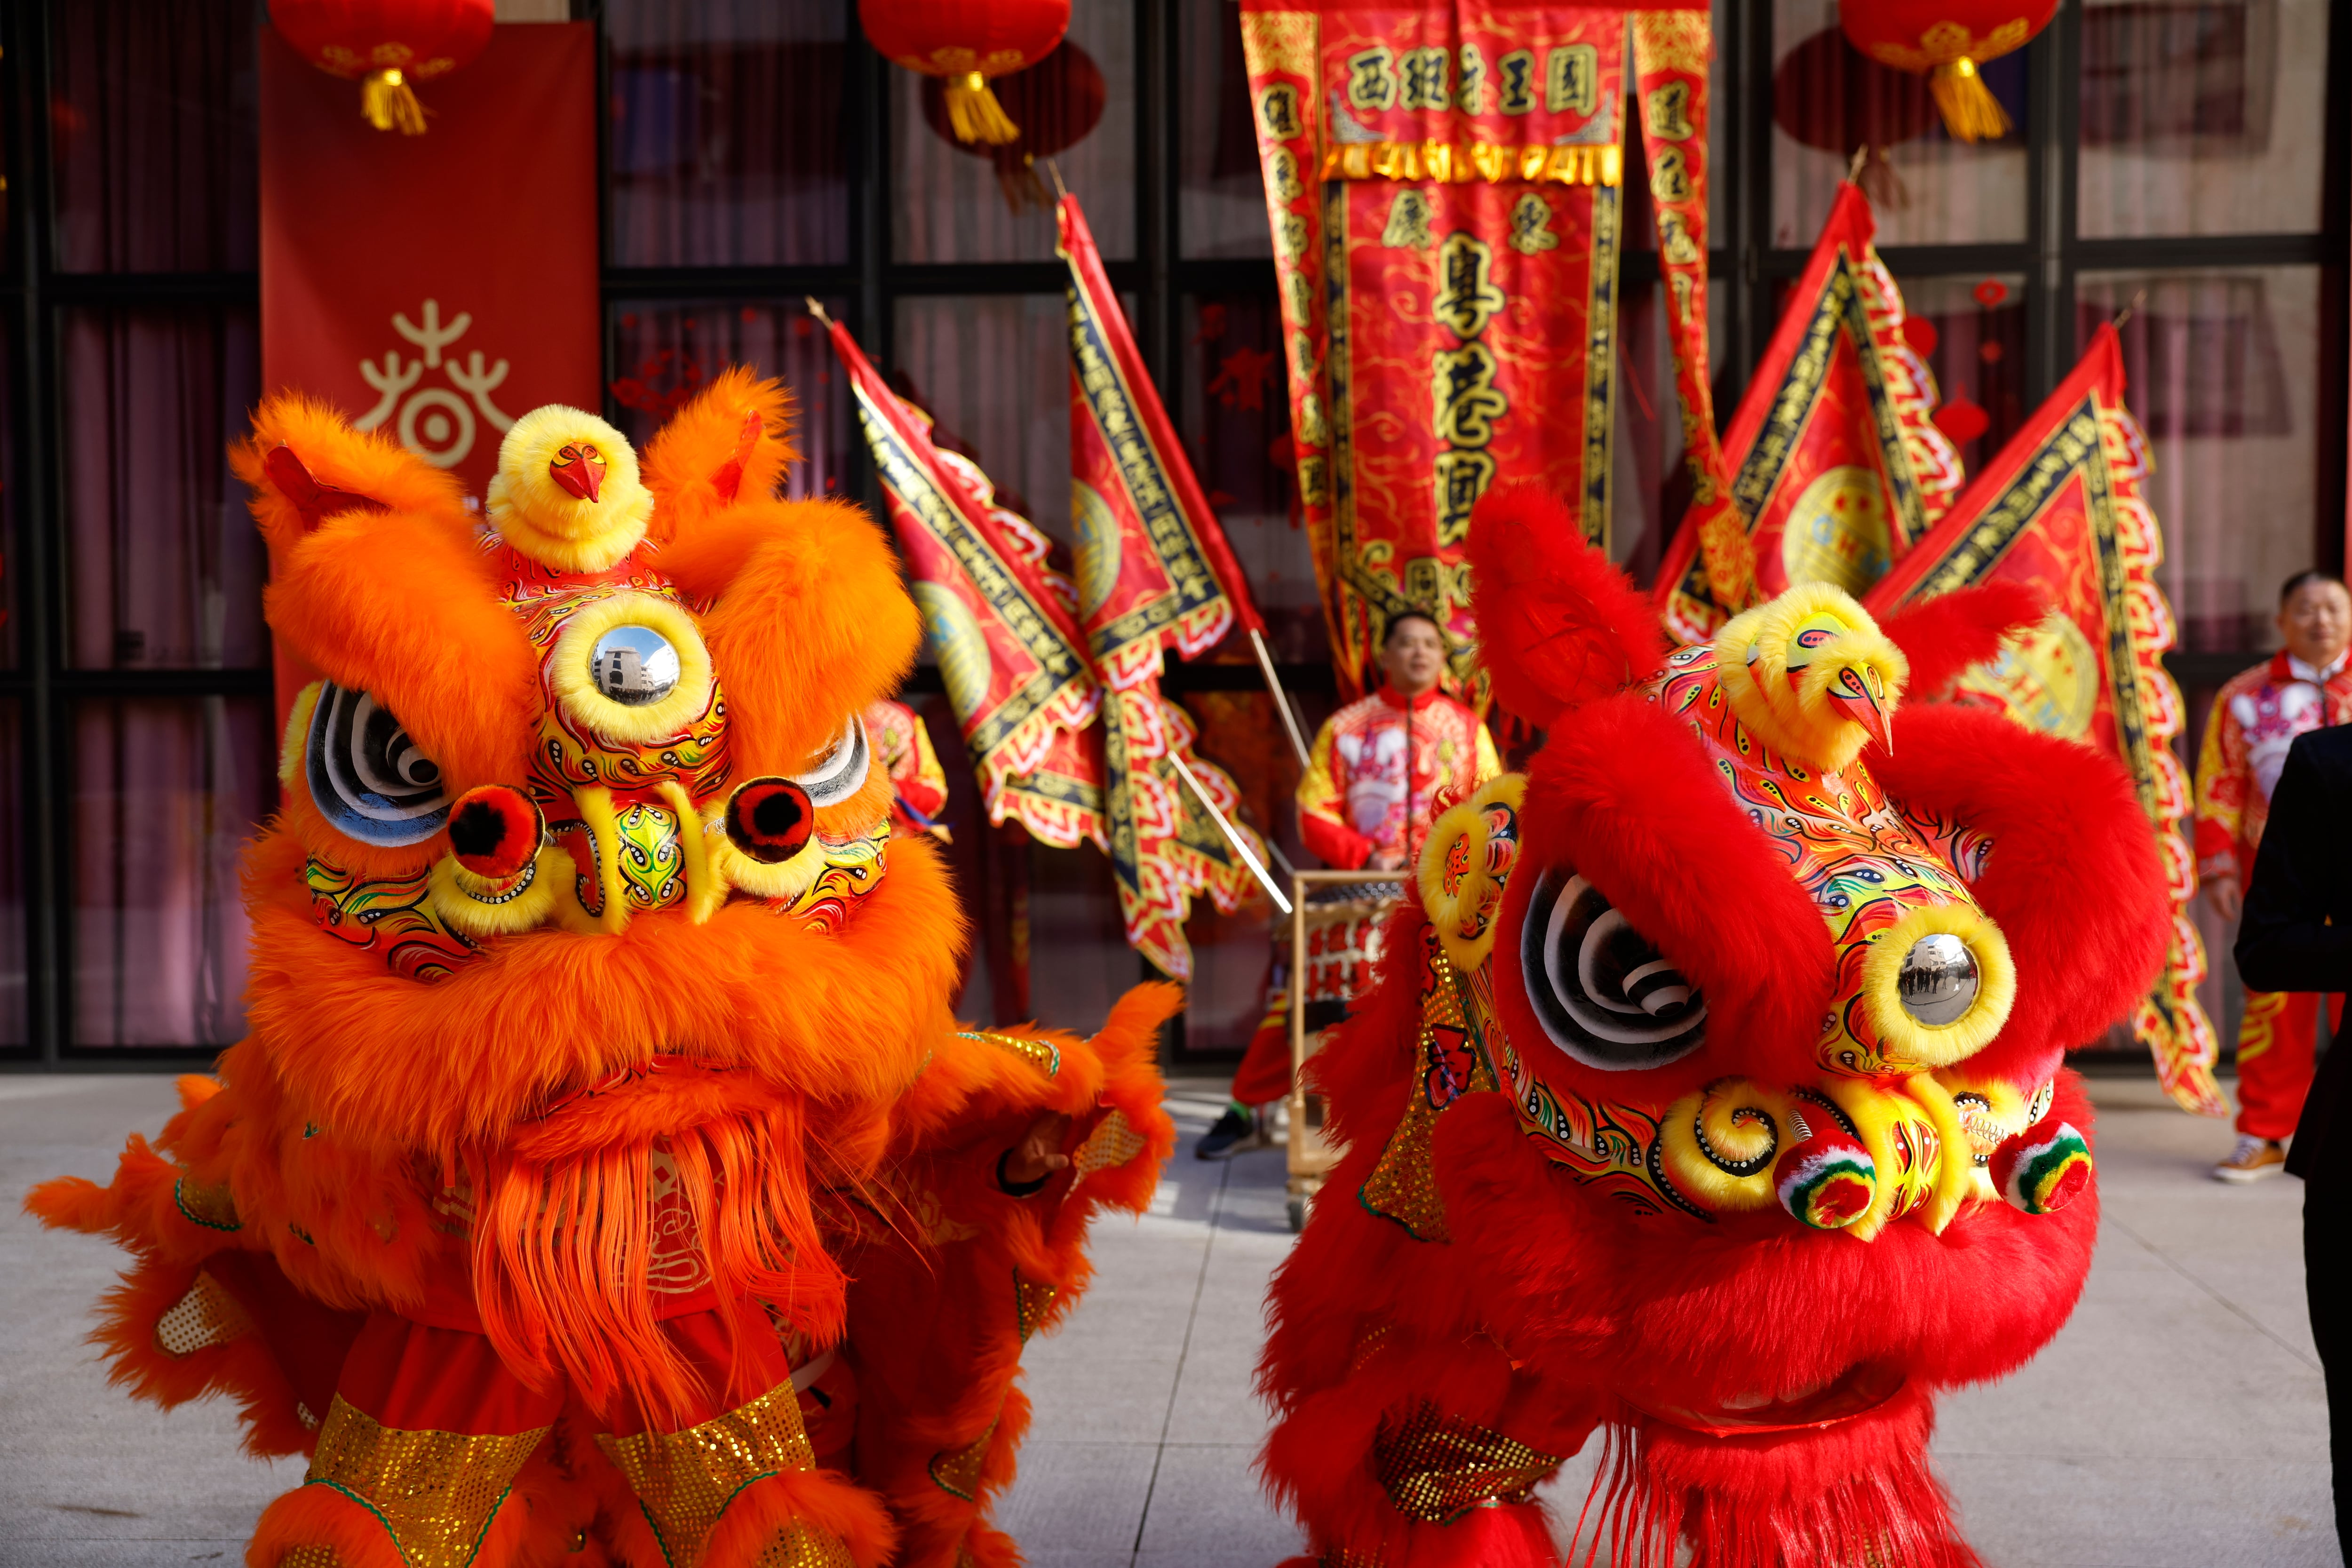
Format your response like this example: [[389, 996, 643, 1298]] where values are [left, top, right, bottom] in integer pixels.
[[468, 1104, 846, 1427]]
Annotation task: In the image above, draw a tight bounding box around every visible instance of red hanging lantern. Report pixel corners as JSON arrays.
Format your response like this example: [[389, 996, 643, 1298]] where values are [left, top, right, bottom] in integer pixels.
[[859, 0, 1071, 147], [1840, 2, 2058, 144], [271, 0, 496, 136], [919, 41, 1104, 209]]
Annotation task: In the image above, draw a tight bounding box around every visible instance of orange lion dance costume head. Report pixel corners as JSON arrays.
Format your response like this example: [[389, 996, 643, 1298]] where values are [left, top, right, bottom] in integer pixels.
[[30, 374, 1176, 1568], [1258, 485, 2169, 1568]]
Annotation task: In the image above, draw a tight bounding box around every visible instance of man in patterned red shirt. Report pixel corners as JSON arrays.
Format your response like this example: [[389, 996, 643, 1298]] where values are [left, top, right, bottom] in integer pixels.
[[1197, 611, 1500, 1158], [2196, 569, 2352, 1181]]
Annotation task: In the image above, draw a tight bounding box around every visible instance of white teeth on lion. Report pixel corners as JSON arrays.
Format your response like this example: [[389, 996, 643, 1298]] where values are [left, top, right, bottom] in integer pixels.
[[1718, 1390, 1773, 1411]]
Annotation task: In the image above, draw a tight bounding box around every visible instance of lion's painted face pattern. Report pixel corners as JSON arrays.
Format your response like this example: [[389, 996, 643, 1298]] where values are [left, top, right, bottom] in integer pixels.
[[299, 542, 889, 974], [1391, 586, 2089, 1250]]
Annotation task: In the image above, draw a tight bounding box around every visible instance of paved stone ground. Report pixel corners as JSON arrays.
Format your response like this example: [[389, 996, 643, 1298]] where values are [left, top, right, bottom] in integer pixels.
[[0, 1071, 2333, 1568]]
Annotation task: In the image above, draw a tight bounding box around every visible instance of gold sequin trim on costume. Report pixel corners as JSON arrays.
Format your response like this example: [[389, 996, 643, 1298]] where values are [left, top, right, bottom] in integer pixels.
[[960, 1028, 1059, 1078], [595, 1379, 820, 1567], [751, 1521, 855, 1568], [1014, 1271, 1058, 1344], [1072, 1110, 1146, 1178], [155, 1268, 254, 1358], [173, 1172, 241, 1232], [304, 1396, 548, 1568], [927, 1417, 998, 1501], [1359, 932, 1498, 1242], [275, 1546, 342, 1568], [1373, 1402, 1564, 1525]]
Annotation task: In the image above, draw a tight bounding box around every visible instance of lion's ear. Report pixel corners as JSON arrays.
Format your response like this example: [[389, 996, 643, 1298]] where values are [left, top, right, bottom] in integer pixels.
[[637, 367, 798, 547], [656, 497, 921, 780], [234, 392, 467, 558], [1467, 482, 1666, 728]]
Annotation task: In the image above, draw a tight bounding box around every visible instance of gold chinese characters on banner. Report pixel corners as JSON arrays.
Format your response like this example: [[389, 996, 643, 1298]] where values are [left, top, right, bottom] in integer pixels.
[[1242, 3, 1701, 701]]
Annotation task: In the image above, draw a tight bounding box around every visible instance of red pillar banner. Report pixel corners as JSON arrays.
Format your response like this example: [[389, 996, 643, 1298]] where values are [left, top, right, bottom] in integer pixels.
[[260, 22, 599, 724], [1866, 326, 2221, 1118], [1242, 3, 1698, 703]]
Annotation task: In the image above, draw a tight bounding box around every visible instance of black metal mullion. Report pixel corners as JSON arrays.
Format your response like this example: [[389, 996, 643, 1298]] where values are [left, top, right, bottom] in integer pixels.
[[2022, 3, 2077, 407], [1729, 0, 1772, 391], [846, 0, 885, 515], [2316, 0, 2351, 575], [1137, 0, 1176, 401]]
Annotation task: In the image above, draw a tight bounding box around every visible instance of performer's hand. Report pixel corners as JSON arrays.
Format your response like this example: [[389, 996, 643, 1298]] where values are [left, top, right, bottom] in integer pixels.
[[1368, 848, 1406, 871], [2208, 878, 2242, 923], [1000, 1111, 1073, 1192]]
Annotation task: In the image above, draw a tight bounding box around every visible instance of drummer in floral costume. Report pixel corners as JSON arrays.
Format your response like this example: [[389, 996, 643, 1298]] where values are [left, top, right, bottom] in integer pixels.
[[1197, 610, 1501, 1158], [2196, 569, 2352, 1181]]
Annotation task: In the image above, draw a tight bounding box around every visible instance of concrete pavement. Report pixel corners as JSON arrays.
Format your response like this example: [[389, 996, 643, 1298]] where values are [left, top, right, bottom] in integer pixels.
[[0, 1071, 2332, 1568]]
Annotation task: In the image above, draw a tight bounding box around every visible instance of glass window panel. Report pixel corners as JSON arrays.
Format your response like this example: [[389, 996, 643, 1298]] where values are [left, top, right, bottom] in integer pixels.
[[605, 0, 850, 268], [1884, 272, 2031, 466], [1026, 840, 1133, 1030], [1178, 0, 1271, 258], [2079, 267, 2323, 654], [1177, 294, 1320, 658], [890, 294, 1075, 540], [1770, 0, 2028, 246], [0, 702, 25, 1046], [892, 0, 1135, 263], [2078, 0, 2327, 237], [0, 318, 16, 666], [62, 307, 266, 670], [73, 696, 269, 1048], [608, 300, 852, 498], [50, 0, 260, 273]]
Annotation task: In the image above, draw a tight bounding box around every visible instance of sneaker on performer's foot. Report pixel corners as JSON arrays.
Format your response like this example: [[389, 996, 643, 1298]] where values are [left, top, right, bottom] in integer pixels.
[[2213, 1134, 2287, 1183], [1197, 1106, 1270, 1160]]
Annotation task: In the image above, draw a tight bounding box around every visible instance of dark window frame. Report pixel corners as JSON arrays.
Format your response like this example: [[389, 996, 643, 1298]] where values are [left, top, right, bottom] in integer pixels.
[[0, 0, 2344, 1062]]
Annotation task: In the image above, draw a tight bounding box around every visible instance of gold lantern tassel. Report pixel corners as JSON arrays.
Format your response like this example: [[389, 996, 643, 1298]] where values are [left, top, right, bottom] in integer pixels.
[[1929, 56, 2010, 143], [943, 71, 1022, 145], [360, 68, 429, 136]]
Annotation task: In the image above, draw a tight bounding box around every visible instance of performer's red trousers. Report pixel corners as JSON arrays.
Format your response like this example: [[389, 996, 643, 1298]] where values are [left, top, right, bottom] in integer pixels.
[[2236, 988, 2342, 1140]]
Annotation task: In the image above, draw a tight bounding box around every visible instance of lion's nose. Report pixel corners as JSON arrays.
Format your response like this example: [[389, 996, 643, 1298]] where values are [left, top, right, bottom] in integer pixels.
[[1897, 932, 1979, 1026]]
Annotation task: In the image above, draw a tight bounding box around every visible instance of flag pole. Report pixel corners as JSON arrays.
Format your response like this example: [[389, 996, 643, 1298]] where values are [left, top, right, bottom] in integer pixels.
[[1249, 627, 1315, 772], [1167, 751, 1293, 916]]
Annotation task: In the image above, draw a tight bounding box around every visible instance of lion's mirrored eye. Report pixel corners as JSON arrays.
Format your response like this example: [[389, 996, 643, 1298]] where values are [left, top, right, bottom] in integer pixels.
[[306, 682, 448, 846], [792, 716, 870, 808], [1898, 931, 1980, 1025], [586, 624, 681, 707], [1519, 867, 1706, 1070]]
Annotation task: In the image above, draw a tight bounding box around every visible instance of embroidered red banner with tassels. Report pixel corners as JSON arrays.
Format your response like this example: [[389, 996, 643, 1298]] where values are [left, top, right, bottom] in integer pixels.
[[1059, 194, 1270, 979], [1866, 325, 2220, 1117], [1242, 2, 1695, 702], [824, 315, 1108, 852], [1659, 181, 1961, 642]]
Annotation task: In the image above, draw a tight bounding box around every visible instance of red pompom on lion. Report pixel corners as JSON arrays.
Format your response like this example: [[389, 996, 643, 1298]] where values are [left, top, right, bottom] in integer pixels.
[[1257, 484, 2169, 1568], [28, 373, 1175, 1568]]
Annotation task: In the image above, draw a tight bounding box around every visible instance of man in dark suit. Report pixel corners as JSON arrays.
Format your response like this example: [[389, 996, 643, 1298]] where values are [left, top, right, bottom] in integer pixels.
[[2235, 722, 2352, 1550]]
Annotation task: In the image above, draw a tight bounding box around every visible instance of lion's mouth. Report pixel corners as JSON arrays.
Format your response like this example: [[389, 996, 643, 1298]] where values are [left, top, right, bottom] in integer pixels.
[[1621, 1360, 1905, 1438]]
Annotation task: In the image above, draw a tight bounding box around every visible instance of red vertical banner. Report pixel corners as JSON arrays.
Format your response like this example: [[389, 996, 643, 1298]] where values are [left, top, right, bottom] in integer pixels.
[[260, 23, 598, 721], [1242, 3, 1670, 702]]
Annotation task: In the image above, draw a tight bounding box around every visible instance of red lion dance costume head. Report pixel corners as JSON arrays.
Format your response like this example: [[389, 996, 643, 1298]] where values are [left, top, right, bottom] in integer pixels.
[[1258, 486, 2169, 1568], [30, 374, 1175, 1568]]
